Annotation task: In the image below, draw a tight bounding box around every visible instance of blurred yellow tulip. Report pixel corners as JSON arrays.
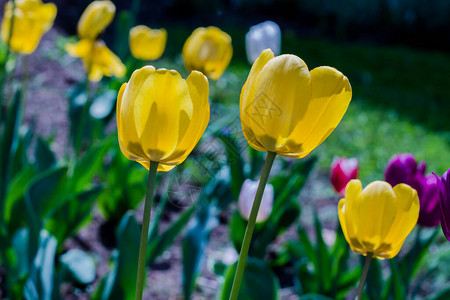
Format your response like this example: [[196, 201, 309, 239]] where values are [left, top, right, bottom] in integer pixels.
[[77, 0, 115, 40], [116, 66, 210, 172], [1, 0, 57, 54], [182, 26, 232, 80], [338, 180, 420, 259], [240, 49, 352, 158], [66, 39, 125, 82], [129, 25, 167, 61]]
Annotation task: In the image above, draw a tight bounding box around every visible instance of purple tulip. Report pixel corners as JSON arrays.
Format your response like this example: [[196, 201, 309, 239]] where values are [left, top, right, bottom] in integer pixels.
[[385, 153, 440, 227], [434, 170, 450, 241]]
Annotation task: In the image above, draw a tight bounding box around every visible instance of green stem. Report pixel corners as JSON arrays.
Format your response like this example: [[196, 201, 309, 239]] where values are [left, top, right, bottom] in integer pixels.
[[229, 151, 277, 300], [135, 161, 159, 300], [148, 169, 177, 241], [355, 252, 373, 300]]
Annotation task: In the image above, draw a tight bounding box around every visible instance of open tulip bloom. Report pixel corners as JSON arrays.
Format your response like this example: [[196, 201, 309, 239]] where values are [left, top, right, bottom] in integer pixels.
[[116, 66, 210, 300], [338, 180, 419, 299], [1, 0, 57, 55], [229, 48, 352, 299]]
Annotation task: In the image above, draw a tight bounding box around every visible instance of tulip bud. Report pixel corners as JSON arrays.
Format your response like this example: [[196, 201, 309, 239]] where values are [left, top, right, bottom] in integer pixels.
[[434, 170, 450, 241], [385, 153, 440, 227], [245, 21, 281, 64], [77, 0, 115, 40], [238, 179, 273, 223], [330, 157, 358, 196], [129, 25, 167, 61], [1, 0, 57, 54]]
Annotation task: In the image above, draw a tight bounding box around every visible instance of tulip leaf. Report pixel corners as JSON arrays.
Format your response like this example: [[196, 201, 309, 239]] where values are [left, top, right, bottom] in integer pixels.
[[0, 89, 22, 216], [429, 286, 450, 300], [34, 137, 56, 172], [215, 129, 246, 200], [60, 249, 96, 285], [147, 202, 197, 265], [220, 257, 280, 300], [314, 212, 332, 293], [182, 202, 218, 299], [23, 230, 58, 300]]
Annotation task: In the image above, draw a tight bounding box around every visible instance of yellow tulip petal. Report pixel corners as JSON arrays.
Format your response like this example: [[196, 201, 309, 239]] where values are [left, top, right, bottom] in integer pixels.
[[356, 181, 396, 252], [77, 0, 115, 40], [244, 54, 311, 152], [137, 160, 175, 172], [1, 0, 56, 54], [182, 26, 232, 80], [384, 184, 420, 249], [135, 69, 192, 161], [120, 66, 156, 160], [129, 25, 167, 61], [288, 66, 352, 158]]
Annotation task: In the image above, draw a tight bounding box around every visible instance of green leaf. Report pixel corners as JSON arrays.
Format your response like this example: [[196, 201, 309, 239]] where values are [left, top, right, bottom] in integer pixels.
[[0, 89, 22, 213], [429, 286, 450, 300], [215, 129, 246, 200], [365, 258, 383, 300], [113, 213, 141, 300], [70, 136, 112, 193], [34, 137, 56, 172], [23, 230, 58, 300], [220, 257, 280, 300], [229, 211, 247, 252], [314, 212, 332, 293], [60, 249, 96, 285], [182, 203, 218, 299], [147, 203, 197, 265]]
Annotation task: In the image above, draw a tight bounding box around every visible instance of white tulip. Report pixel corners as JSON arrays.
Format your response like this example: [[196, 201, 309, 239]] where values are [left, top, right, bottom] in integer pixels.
[[238, 179, 274, 223], [245, 21, 281, 64]]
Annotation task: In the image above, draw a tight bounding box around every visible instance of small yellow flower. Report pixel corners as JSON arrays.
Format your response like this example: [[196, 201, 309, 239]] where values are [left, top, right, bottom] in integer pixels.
[[182, 26, 232, 80], [66, 39, 125, 82], [77, 0, 115, 40], [129, 25, 167, 61], [338, 180, 420, 259], [240, 49, 352, 158], [116, 66, 210, 172], [1, 0, 57, 54]]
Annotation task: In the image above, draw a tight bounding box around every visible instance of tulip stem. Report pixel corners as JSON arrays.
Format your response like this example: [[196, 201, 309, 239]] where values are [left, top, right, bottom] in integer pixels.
[[355, 252, 373, 300], [135, 161, 158, 300], [229, 151, 276, 300], [0, 0, 15, 122]]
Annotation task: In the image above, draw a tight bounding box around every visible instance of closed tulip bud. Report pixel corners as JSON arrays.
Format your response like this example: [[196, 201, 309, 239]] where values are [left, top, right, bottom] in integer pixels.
[[245, 21, 281, 64], [238, 179, 274, 223], [385, 154, 440, 227], [182, 26, 233, 80], [330, 157, 358, 196], [116, 66, 210, 172], [1, 0, 57, 54], [66, 39, 125, 82], [241, 49, 352, 158], [384, 153, 418, 187], [77, 0, 115, 40], [129, 25, 167, 61], [434, 170, 450, 241], [338, 180, 419, 259]]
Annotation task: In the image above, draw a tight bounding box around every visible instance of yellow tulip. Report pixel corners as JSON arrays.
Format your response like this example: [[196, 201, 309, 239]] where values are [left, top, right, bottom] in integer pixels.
[[240, 49, 352, 158], [129, 25, 167, 61], [77, 0, 115, 40], [182, 26, 232, 80], [1, 0, 57, 54], [338, 180, 420, 259], [116, 66, 210, 172], [66, 39, 125, 82]]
